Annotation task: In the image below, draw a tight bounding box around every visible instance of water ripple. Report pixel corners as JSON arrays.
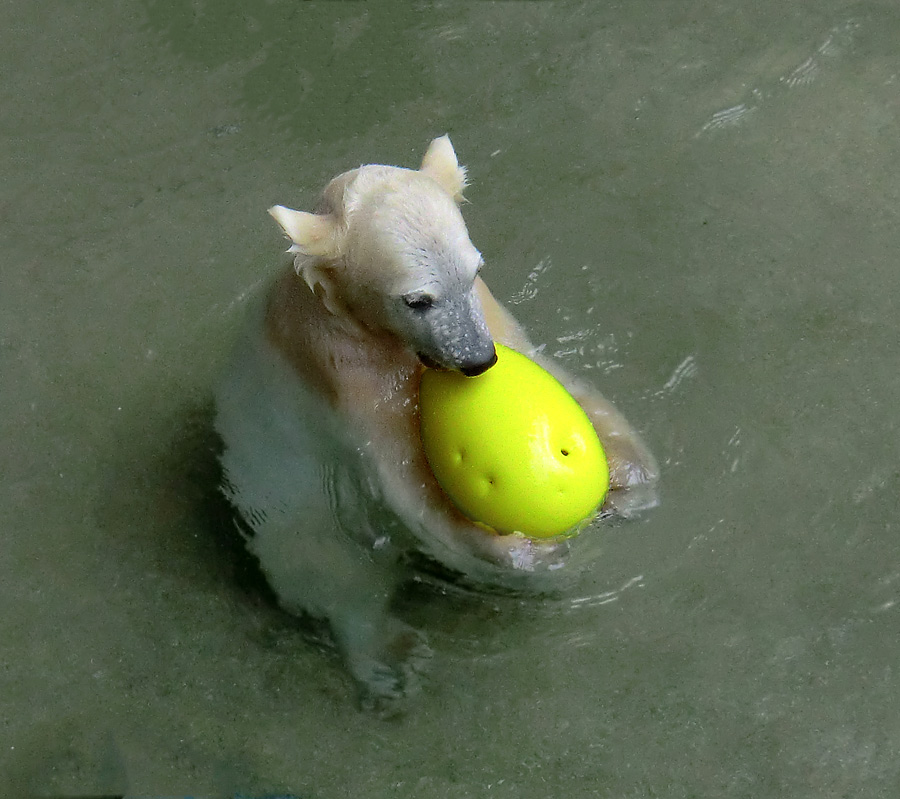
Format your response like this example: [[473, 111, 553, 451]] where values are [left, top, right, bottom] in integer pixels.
[[696, 19, 861, 138]]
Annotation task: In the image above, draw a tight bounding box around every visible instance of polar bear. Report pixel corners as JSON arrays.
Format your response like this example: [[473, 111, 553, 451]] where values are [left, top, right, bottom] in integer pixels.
[[215, 136, 658, 709]]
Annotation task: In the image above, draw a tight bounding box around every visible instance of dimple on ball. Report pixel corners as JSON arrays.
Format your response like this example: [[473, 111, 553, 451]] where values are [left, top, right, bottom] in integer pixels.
[[419, 343, 609, 539]]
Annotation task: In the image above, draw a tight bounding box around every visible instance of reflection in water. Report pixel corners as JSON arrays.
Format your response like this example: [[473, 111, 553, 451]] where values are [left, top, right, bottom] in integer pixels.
[[569, 573, 646, 610]]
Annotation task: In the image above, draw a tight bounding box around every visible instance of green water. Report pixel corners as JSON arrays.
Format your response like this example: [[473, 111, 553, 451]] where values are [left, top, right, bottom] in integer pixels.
[[3, 1, 900, 796]]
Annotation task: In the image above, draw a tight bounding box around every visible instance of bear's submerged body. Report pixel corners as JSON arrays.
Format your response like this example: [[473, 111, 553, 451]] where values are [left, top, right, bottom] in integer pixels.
[[215, 137, 659, 708]]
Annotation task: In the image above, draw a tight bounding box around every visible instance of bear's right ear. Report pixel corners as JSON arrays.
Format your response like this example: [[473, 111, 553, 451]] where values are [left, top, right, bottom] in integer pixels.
[[420, 135, 468, 203], [268, 205, 343, 258]]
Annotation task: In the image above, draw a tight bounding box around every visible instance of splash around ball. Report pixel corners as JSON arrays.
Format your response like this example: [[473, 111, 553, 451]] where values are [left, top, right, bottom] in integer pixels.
[[419, 343, 609, 539]]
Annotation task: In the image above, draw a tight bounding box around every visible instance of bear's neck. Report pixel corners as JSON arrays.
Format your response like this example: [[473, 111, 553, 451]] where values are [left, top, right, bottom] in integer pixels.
[[264, 267, 421, 416]]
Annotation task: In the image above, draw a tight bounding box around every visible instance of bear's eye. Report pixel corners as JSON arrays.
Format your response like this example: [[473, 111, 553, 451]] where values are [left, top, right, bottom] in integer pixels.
[[402, 293, 435, 311]]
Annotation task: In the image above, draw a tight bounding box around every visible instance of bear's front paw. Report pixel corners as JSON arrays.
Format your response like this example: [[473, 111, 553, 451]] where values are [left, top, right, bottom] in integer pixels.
[[345, 620, 433, 717], [603, 442, 660, 518]]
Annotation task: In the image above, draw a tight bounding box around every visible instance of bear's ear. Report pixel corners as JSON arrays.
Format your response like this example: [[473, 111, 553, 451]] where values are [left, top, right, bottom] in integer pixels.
[[268, 205, 343, 258], [420, 135, 468, 203]]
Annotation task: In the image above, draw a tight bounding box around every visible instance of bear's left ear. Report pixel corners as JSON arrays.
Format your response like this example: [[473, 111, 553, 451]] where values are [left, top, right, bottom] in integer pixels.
[[420, 135, 468, 203], [268, 205, 343, 258]]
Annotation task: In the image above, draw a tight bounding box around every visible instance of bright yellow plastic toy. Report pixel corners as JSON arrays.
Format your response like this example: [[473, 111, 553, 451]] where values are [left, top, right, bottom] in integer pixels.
[[419, 343, 609, 539]]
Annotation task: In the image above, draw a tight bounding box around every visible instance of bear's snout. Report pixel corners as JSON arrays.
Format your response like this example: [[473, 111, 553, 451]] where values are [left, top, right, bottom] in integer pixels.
[[418, 344, 498, 376], [416, 339, 497, 377], [460, 349, 498, 377]]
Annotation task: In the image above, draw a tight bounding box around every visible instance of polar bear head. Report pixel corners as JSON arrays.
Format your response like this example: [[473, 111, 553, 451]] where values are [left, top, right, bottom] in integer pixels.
[[270, 136, 497, 376]]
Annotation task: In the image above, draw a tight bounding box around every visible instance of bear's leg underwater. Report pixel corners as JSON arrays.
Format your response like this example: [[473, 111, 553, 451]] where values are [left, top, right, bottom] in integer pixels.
[[215, 304, 432, 708]]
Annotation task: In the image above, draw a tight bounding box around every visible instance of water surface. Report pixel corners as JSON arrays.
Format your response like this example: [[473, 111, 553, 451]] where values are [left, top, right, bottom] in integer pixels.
[[2, 1, 900, 796]]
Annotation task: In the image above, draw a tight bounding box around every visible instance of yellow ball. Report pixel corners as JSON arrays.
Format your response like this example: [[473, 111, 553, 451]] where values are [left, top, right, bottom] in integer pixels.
[[419, 344, 609, 539]]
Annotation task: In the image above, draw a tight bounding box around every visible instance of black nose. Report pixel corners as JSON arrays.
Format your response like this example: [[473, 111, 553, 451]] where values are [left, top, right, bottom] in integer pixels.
[[460, 349, 498, 377]]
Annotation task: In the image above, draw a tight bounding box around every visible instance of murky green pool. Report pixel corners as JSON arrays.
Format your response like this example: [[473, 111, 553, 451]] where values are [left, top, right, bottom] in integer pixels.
[[3, 1, 899, 796]]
